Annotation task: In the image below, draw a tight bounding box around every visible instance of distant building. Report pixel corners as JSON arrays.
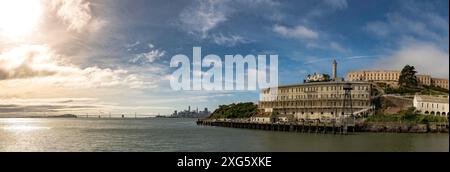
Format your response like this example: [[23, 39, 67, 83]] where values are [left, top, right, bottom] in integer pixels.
[[346, 70, 449, 90], [171, 106, 211, 118], [431, 78, 449, 90], [304, 73, 330, 83], [413, 95, 449, 116]]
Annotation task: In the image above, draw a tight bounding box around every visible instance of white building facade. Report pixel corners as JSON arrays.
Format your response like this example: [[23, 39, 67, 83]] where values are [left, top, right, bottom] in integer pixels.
[[413, 95, 449, 116]]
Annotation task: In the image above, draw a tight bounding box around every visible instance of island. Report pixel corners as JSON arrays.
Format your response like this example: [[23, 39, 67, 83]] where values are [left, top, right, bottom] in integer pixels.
[[198, 62, 449, 134]]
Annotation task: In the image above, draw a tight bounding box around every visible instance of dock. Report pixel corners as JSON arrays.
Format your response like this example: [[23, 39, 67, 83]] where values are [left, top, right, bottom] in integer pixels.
[[197, 119, 356, 135]]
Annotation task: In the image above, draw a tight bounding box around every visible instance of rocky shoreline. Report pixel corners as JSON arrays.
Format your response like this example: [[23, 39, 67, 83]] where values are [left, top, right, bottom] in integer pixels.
[[357, 122, 449, 133]]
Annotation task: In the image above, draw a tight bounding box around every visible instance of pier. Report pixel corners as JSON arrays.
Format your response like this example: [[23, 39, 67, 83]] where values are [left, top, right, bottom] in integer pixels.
[[197, 119, 449, 134], [197, 119, 356, 135]]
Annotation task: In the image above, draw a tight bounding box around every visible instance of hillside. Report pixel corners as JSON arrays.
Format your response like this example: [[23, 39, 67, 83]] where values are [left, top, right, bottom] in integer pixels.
[[208, 102, 257, 119]]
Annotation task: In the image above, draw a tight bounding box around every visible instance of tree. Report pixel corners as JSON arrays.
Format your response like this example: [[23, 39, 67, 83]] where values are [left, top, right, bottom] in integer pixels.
[[323, 74, 331, 81], [398, 65, 418, 88]]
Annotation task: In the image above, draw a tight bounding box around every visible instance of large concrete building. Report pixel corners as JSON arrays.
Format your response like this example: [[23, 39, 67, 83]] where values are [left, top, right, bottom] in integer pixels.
[[258, 81, 374, 121], [347, 70, 449, 90], [413, 95, 449, 116], [431, 78, 449, 90], [258, 60, 374, 121]]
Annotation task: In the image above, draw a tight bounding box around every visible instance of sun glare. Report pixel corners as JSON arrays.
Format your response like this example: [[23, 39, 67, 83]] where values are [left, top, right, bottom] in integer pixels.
[[0, 0, 43, 39]]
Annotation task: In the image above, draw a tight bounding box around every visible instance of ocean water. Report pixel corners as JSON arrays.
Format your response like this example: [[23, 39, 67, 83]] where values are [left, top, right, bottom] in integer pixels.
[[0, 118, 448, 152]]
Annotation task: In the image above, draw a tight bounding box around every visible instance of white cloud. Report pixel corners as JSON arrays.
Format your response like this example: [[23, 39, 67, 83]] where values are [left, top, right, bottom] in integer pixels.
[[129, 43, 166, 64], [306, 0, 348, 18], [364, 11, 448, 46], [0, 45, 153, 89], [179, 0, 280, 45], [273, 25, 350, 53], [365, 3, 448, 79], [323, 0, 348, 10], [329, 41, 349, 53], [376, 42, 449, 78], [50, 0, 104, 33], [126, 41, 140, 48], [0, 97, 173, 116], [179, 0, 229, 38], [0, 97, 100, 115], [365, 21, 390, 37], [424, 13, 449, 32], [273, 24, 319, 40], [130, 49, 165, 64], [211, 34, 248, 46], [306, 41, 349, 53], [240, 0, 280, 7]]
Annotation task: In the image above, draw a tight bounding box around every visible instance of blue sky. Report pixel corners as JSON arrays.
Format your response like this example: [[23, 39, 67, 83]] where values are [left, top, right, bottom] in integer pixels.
[[0, 0, 448, 116]]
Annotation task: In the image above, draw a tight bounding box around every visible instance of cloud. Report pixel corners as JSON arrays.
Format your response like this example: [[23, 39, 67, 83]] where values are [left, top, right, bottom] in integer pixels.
[[364, 21, 391, 37], [365, 1, 448, 79], [179, 0, 229, 38], [49, 0, 104, 33], [376, 42, 449, 78], [0, 45, 58, 80], [273, 24, 349, 53], [306, 41, 349, 53], [130, 50, 166, 64], [306, 0, 348, 17], [364, 6, 448, 47], [0, 45, 153, 89], [323, 0, 348, 10], [0, 97, 172, 116], [0, 98, 100, 114], [126, 41, 140, 49], [329, 41, 349, 53], [129, 44, 166, 64], [211, 34, 248, 46], [178, 0, 280, 45], [273, 24, 319, 40]]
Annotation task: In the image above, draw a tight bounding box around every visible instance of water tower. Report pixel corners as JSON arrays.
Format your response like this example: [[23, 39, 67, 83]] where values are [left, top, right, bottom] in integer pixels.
[[342, 82, 353, 118]]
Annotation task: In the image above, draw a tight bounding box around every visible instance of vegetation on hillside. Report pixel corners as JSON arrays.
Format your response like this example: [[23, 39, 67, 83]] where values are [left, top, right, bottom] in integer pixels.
[[208, 102, 258, 119], [421, 85, 449, 95], [381, 65, 449, 95], [367, 107, 448, 123], [385, 84, 449, 95], [385, 87, 421, 95]]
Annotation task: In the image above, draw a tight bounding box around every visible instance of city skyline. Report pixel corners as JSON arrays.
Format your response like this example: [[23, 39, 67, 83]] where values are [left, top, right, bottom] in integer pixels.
[[0, 0, 449, 116]]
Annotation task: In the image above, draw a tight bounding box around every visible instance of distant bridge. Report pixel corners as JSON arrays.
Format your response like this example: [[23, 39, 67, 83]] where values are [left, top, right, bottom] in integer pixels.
[[75, 114, 157, 119]]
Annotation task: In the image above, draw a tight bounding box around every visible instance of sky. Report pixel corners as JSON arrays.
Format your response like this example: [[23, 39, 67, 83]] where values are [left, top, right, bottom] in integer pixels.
[[0, 0, 448, 117]]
